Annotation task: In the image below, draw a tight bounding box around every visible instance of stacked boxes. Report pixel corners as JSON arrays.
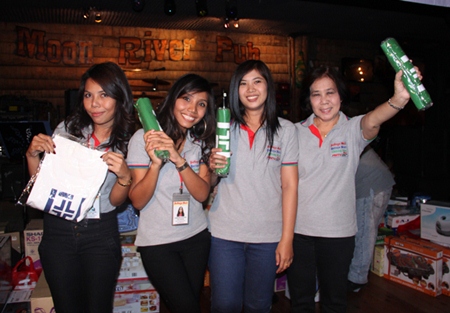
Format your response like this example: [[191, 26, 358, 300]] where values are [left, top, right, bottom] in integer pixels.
[[115, 232, 160, 312], [384, 236, 443, 297]]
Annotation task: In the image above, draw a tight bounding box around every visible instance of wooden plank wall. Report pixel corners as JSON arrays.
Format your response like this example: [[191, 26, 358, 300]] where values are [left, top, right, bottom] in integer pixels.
[[0, 23, 295, 124]]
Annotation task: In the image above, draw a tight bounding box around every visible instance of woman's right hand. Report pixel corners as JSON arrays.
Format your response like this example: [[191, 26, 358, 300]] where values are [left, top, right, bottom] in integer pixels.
[[209, 147, 228, 172], [26, 133, 55, 158], [143, 130, 164, 167]]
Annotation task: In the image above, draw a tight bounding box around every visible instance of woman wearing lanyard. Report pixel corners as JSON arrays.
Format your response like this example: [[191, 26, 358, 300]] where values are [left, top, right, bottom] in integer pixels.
[[127, 73, 216, 313], [25, 62, 135, 313]]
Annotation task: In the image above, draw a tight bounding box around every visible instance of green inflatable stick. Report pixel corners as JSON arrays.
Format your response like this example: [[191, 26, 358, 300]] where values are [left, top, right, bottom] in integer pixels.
[[135, 97, 170, 162], [380, 37, 433, 111], [215, 91, 230, 177]]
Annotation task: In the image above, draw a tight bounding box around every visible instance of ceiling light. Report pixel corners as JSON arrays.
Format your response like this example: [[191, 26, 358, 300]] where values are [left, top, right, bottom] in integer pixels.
[[225, 0, 238, 19], [94, 12, 102, 23], [132, 0, 145, 12], [196, 0, 208, 17], [164, 0, 176, 16], [223, 17, 230, 29], [233, 18, 239, 28], [83, 9, 90, 19]]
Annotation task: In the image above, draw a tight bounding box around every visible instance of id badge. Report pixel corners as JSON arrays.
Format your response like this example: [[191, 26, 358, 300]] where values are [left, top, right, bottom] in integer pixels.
[[86, 192, 101, 219], [172, 193, 190, 225]]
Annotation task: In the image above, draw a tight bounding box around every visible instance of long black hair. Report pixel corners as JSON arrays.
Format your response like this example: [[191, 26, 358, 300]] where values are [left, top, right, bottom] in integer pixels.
[[157, 73, 216, 163], [65, 62, 135, 156], [228, 60, 280, 149]]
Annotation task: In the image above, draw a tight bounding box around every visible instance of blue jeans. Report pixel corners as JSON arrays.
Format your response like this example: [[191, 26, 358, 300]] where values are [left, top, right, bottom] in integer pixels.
[[287, 234, 355, 313], [209, 237, 278, 313], [348, 188, 392, 284], [138, 229, 211, 313], [38, 211, 122, 313]]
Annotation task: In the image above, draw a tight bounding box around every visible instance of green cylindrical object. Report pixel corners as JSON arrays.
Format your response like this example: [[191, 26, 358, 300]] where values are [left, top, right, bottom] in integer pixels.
[[134, 97, 170, 162], [380, 37, 433, 111], [215, 107, 231, 177]]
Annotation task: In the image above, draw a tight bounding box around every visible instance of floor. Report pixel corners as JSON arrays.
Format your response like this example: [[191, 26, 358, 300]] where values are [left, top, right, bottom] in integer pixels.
[[1, 200, 450, 313]]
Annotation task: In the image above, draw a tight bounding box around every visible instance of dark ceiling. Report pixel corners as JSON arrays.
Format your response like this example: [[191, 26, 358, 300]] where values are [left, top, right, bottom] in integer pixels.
[[1, 0, 449, 44]]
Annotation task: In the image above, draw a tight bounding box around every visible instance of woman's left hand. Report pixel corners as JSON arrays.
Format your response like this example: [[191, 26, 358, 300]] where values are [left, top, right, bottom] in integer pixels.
[[392, 66, 422, 105], [101, 151, 131, 182], [275, 239, 294, 274]]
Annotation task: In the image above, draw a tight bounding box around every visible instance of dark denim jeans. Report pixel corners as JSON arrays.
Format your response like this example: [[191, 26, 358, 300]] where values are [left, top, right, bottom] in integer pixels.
[[287, 234, 355, 313], [38, 211, 122, 313], [209, 236, 278, 313], [138, 229, 211, 313]]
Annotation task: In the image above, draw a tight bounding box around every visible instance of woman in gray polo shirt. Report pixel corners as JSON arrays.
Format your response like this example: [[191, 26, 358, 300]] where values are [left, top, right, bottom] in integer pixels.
[[208, 60, 298, 313], [127, 74, 216, 313]]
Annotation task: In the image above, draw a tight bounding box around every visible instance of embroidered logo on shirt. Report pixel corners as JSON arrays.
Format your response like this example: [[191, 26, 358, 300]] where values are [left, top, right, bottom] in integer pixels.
[[267, 145, 281, 161], [330, 141, 348, 157]]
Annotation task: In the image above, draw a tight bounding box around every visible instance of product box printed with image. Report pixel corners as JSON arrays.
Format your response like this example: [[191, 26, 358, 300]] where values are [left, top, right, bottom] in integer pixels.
[[421, 201, 450, 246], [119, 233, 147, 280], [114, 278, 159, 313], [23, 219, 43, 276], [384, 236, 443, 297], [399, 235, 450, 296]]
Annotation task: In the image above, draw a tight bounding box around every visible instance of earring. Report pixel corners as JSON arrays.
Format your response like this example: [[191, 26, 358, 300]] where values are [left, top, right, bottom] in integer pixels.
[[194, 119, 207, 135]]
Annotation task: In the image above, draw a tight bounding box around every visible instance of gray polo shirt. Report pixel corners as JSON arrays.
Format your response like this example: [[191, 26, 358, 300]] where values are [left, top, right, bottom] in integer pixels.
[[295, 112, 369, 238], [208, 118, 298, 243], [127, 129, 208, 246]]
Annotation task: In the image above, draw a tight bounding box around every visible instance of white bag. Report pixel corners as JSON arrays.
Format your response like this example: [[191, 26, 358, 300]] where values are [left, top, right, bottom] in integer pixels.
[[19, 133, 108, 222]]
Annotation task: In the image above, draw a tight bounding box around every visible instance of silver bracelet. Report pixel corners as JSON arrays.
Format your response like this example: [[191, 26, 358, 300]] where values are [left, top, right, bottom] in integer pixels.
[[388, 98, 404, 111]]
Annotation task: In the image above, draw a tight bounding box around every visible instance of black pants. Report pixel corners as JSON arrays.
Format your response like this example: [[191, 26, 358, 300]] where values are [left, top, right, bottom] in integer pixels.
[[139, 229, 211, 313], [287, 234, 355, 313], [38, 211, 122, 313]]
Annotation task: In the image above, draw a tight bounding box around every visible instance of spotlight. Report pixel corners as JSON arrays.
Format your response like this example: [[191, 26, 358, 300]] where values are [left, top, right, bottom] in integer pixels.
[[223, 17, 230, 29], [94, 12, 102, 23], [233, 18, 239, 28], [196, 0, 208, 17], [132, 0, 145, 12], [83, 9, 90, 19], [164, 0, 176, 16], [225, 0, 238, 19]]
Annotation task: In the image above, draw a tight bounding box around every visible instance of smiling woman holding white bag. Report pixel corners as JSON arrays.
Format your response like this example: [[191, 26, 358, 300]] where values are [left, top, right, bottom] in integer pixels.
[[25, 62, 135, 313]]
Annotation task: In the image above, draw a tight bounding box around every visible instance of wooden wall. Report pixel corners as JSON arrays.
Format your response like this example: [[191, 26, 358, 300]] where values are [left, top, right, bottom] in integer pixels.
[[0, 23, 295, 125]]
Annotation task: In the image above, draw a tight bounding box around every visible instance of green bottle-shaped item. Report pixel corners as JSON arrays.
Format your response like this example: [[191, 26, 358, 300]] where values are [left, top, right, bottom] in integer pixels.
[[215, 91, 230, 177], [134, 97, 170, 162], [380, 37, 433, 111]]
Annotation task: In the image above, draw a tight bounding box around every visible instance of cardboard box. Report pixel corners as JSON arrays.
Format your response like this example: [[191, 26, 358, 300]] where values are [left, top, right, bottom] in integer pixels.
[[30, 272, 54, 313], [2, 288, 32, 313], [387, 214, 420, 229], [0, 231, 23, 267], [384, 236, 443, 296], [399, 235, 450, 296], [370, 245, 384, 277], [421, 201, 450, 246], [0, 236, 12, 313], [114, 278, 159, 313], [23, 219, 43, 275], [119, 233, 147, 280]]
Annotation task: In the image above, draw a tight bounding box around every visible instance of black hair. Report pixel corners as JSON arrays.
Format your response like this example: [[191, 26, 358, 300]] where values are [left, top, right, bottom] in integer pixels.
[[228, 60, 280, 149], [156, 73, 216, 164], [300, 66, 350, 114], [65, 62, 135, 156]]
